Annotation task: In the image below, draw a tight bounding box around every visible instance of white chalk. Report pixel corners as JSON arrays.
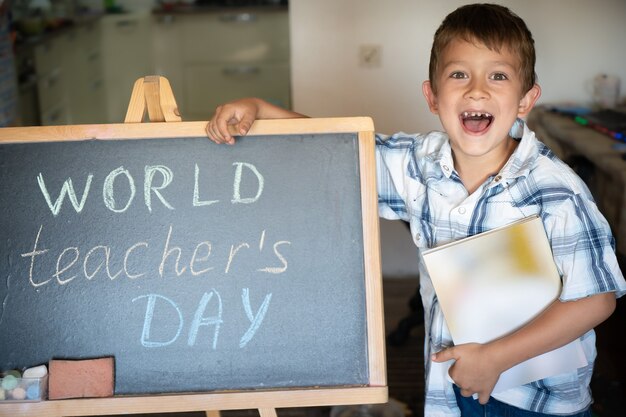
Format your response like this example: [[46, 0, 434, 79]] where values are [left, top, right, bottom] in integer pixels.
[[22, 365, 48, 378], [11, 386, 27, 400]]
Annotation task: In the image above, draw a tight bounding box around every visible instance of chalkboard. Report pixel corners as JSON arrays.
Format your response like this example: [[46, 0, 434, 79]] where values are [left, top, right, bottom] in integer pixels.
[[0, 118, 385, 399]]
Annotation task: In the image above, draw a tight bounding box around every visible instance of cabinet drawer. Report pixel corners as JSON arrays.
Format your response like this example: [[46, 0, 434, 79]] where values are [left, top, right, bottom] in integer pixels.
[[75, 22, 100, 46], [180, 12, 289, 63], [40, 101, 70, 126], [76, 43, 103, 77], [102, 12, 154, 123], [67, 24, 103, 77], [183, 63, 290, 120], [70, 79, 106, 124], [36, 67, 66, 112], [101, 12, 153, 69], [33, 36, 68, 73]]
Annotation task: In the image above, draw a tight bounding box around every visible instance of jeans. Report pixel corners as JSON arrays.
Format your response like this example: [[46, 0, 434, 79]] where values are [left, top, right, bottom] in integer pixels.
[[453, 385, 592, 417]]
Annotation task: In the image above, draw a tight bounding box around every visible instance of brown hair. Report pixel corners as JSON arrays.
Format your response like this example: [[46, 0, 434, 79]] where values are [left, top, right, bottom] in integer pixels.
[[428, 3, 537, 94]]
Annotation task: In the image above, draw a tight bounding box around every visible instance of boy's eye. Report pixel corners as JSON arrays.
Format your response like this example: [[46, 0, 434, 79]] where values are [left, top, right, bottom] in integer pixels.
[[450, 71, 467, 79], [491, 73, 508, 81]]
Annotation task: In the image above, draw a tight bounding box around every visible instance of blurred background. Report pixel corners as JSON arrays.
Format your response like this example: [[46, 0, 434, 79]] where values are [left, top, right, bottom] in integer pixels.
[[4, 0, 625, 130]]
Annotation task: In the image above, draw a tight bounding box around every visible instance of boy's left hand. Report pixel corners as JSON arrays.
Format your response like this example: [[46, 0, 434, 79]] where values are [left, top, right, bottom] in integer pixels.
[[432, 343, 501, 404]]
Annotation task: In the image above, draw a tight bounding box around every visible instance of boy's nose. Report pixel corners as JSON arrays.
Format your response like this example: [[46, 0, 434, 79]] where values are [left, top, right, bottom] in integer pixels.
[[465, 79, 490, 100]]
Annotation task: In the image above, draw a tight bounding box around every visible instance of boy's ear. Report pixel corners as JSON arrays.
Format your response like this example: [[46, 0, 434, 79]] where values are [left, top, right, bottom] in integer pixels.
[[422, 81, 439, 114], [518, 84, 541, 117]]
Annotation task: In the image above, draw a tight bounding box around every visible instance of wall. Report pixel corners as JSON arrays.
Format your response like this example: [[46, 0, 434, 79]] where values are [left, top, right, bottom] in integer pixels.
[[288, 0, 626, 277], [289, 0, 626, 134]]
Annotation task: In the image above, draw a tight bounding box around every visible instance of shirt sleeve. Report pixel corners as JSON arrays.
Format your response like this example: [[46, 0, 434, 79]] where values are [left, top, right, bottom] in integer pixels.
[[375, 133, 417, 222], [544, 190, 626, 301]]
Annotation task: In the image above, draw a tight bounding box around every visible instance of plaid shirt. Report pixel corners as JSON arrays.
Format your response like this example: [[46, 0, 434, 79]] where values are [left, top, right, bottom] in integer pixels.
[[375, 120, 626, 416]]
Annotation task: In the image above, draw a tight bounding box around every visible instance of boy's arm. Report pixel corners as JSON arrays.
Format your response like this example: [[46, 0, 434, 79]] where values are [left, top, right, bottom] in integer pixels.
[[206, 98, 307, 145], [433, 291, 616, 404]]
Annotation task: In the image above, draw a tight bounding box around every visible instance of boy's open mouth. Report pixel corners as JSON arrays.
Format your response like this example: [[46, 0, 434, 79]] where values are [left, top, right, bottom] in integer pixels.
[[461, 111, 494, 133]]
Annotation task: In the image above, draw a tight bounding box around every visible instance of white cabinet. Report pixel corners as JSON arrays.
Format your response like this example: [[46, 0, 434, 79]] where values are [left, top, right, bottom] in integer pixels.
[[26, 8, 290, 125], [99, 12, 153, 123], [65, 22, 107, 124], [33, 34, 70, 125], [153, 9, 291, 121], [33, 20, 106, 125]]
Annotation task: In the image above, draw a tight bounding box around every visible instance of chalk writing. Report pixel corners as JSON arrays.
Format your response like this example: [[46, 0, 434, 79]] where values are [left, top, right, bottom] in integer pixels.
[[193, 163, 218, 207], [103, 167, 136, 213], [37, 162, 265, 216], [21, 225, 291, 287], [133, 294, 184, 348], [188, 291, 223, 348], [240, 288, 272, 348], [231, 162, 264, 204], [37, 172, 93, 216], [132, 289, 271, 349], [144, 165, 174, 212], [23, 159, 284, 353]]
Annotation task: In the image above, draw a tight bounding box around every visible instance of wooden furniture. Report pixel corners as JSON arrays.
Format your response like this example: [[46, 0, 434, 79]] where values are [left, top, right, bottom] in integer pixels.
[[16, 5, 290, 126], [124, 75, 181, 122], [100, 12, 154, 124], [527, 106, 626, 258], [152, 7, 291, 121], [30, 19, 106, 126]]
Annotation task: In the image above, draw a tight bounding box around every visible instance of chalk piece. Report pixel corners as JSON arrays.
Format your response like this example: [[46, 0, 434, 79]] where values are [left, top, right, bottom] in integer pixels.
[[10, 386, 26, 400], [23, 365, 47, 378], [48, 357, 114, 399], [4, 369, 21, 378], [1, 374, 18, 390], [26, 383, 40, 400]]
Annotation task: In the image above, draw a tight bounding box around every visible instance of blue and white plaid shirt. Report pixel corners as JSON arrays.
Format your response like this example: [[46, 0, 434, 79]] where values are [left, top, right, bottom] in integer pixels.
[[375, 120, 626, 416]]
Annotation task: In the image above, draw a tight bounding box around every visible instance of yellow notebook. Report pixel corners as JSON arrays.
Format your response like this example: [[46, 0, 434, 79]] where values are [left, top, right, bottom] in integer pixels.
[[422, 215, 587, 393]]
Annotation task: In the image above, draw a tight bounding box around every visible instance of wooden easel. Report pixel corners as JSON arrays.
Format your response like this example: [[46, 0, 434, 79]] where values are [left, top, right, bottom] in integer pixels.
[[124, 76, 274, 417], [124, 75, 182, 123], [121, 75, 228, 417], [0, 79, 387, 417]]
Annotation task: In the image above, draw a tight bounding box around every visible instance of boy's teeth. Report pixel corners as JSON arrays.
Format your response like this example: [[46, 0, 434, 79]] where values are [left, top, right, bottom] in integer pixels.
[[461, 111, 494, 133], [463, 111, 492, 118]]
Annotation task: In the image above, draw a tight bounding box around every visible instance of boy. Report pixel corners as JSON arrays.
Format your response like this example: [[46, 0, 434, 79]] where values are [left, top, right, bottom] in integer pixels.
[[206, 4, 625, 416]]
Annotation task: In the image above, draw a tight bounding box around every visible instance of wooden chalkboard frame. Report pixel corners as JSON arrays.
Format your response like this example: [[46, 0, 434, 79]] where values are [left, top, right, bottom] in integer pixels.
[[0, 117, 387, 417]]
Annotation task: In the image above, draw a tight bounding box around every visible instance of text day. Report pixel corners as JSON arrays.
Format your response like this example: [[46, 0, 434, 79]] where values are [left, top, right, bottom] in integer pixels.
[[132, 289, 272, 349]]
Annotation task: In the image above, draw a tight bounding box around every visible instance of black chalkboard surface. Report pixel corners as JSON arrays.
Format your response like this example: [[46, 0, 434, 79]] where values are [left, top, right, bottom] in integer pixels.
[[0, 119, 385, 398]]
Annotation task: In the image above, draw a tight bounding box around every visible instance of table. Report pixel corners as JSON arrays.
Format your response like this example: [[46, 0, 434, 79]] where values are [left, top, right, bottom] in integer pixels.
[[527, 106, 626, 259]]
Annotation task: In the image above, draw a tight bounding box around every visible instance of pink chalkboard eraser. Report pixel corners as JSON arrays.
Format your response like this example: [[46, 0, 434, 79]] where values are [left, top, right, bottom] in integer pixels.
[[48, 357, 114, 399]]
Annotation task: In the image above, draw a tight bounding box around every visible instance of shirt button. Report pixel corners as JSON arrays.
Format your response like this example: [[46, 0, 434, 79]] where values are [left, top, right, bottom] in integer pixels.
[[415, 233, 421, 241], [458, 207, 466, 214], [442, 165, 450, 172], [494, 175, 502, 182]]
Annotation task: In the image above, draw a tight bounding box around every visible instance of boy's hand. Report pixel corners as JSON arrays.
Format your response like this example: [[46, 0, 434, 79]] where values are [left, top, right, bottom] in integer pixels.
[[206, 98, 306, 145], [206, 98, 260, 145], [432, 343, 502, 404]]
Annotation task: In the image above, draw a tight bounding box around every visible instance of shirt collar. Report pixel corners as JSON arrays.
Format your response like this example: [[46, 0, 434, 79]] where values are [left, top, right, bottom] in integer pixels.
[[437, 140, 455, 178], [498, 119, 538, 182], [434, 118, 538, 182]]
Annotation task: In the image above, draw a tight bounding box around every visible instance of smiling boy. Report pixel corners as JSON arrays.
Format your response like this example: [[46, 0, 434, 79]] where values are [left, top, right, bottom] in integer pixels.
[[206, 4, 625, 416], [422, 36, 539, 194]]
